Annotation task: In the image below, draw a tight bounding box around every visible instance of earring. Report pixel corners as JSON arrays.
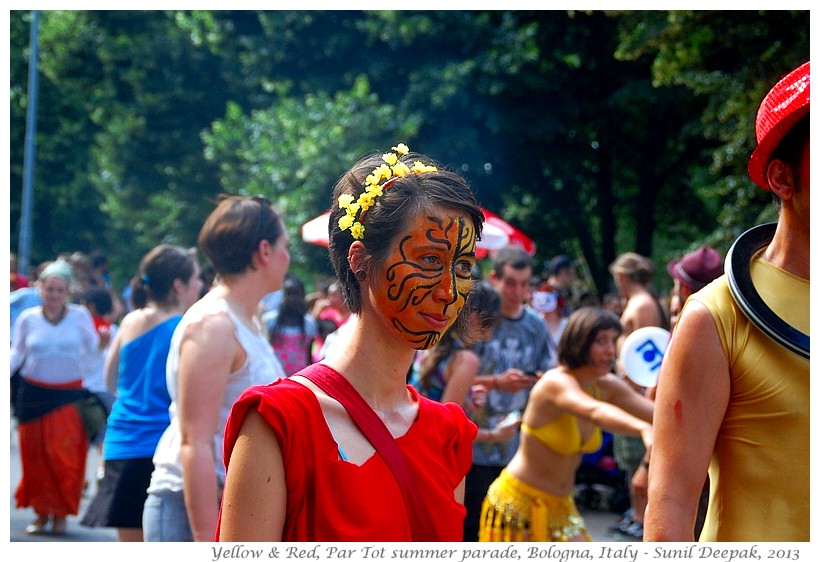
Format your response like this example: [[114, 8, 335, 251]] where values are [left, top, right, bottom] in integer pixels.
[[355, 270, 367, 282]]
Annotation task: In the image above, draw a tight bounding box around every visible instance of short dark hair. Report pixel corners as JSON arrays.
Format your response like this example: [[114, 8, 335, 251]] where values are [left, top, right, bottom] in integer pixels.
[[558, 307, 623, 369], [467, 281, 501, 334], [328, 150, 483, 315], [78, 286, 113, 316], [90, 250, 109, 270], [772, 114, 809, 165], [772, 114, 809, 190], [198, 195, 284, 276], [549, 254, 576, 276], [491, 246, 532, 279]]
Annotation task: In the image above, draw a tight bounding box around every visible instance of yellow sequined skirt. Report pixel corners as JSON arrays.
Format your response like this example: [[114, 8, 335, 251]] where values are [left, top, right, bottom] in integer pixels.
[[479, 469, 591, 542]]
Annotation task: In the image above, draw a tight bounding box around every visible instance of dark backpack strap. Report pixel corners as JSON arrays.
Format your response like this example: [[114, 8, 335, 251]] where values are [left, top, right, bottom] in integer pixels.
[[301, 365, 438, 541]]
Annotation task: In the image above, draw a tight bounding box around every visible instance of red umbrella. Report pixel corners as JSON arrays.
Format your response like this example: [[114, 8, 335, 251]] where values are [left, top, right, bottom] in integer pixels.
[[480, 208, 536, 256], [301, 210, 511, 251], [300, 211, 334, 247]]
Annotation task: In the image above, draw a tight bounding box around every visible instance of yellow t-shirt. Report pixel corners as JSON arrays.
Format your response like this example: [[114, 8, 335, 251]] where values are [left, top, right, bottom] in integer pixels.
[[690, 255, 809, 542]]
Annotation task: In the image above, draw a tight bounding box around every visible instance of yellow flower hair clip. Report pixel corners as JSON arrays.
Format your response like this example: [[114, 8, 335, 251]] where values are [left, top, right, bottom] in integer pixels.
[[338, 143, 438, 240]]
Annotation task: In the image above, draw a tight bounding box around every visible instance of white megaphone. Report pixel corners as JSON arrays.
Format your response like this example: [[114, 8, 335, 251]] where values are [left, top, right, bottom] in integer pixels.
[[619, 326, 671, 387]]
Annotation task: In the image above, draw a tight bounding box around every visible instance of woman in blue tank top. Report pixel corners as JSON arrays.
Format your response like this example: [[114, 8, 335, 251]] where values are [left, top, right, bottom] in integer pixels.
[[80, 244, 202, 541]]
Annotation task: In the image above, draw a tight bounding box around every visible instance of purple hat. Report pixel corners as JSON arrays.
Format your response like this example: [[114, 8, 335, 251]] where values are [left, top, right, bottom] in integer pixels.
[[666, 246, 723, 291]]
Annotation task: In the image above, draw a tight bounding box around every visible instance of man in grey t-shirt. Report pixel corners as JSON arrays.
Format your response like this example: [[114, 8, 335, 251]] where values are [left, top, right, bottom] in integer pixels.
[[463, 246, 551, 541]]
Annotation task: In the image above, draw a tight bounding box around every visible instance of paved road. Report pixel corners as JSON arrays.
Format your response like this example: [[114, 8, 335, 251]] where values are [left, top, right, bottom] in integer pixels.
[[8, 416, 117, 543], [8, 415, 637, 544]]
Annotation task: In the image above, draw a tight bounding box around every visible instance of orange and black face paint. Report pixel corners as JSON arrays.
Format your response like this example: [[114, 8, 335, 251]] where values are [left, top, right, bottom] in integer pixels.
[[376, 211, 476, 350]]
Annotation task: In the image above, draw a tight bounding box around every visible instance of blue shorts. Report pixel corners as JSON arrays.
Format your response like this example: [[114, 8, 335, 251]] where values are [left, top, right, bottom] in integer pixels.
[[143, 489, 194, 542]]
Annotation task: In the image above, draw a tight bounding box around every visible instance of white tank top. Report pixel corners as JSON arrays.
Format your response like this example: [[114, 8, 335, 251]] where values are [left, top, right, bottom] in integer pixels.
[[148, 292, 285, 492]]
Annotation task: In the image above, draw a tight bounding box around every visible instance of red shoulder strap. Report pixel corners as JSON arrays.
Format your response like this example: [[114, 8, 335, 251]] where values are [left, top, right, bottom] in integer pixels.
[[300, 365, 438, 541]]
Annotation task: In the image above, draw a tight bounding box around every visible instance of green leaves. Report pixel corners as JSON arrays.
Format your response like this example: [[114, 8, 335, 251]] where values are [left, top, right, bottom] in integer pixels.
[[202, 75, 419, 272], [9, 10, 808, 296]]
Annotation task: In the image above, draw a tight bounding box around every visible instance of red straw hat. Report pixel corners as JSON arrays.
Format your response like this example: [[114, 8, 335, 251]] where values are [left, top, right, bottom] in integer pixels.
[[666, 246, 723, 292], [748, 61, 810, 190]]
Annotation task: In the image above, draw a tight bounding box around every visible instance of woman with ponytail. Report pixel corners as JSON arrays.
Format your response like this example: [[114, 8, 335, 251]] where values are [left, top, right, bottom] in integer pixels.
[[80, 244, 202, 541]]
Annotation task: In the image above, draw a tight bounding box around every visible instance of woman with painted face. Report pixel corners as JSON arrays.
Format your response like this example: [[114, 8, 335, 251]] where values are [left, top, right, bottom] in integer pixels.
[[479, 307, 653, 542], [217, 143, 482, 541]]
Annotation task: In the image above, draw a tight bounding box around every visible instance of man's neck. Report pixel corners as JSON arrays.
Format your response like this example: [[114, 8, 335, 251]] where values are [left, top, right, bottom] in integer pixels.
[[764, 216, 810, 280], [501, 302, 524, 319]]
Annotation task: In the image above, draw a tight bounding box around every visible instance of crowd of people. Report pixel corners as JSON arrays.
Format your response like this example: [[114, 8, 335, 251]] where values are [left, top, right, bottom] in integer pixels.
[[9, 60, 810, 543]]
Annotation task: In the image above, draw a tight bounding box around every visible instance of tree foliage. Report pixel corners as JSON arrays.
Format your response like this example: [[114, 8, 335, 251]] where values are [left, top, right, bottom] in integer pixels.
[[201, 75, 421, 279], [612, 10, 809, 250], [9, 10, 809, 296]]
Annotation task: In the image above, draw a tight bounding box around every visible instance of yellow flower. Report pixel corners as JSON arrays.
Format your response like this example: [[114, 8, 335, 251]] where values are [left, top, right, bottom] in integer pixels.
[[357, 192, 374, 211], [350, 223, 365, 239], [339, 214, 354, 231], [366, 183, 383, 197], [412, 161, 428, 174], [415, 163, 437, 173], [392, 162, 411, 177], [377, 164, 392, 180], [337, 143, 437, 241], [338, 194, 354, 208]]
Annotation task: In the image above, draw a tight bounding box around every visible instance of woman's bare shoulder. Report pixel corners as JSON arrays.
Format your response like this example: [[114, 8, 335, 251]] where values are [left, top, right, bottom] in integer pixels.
[[183, 309, 235, 340], [596, 373, 634, 395], [532, 367, 577, 397]]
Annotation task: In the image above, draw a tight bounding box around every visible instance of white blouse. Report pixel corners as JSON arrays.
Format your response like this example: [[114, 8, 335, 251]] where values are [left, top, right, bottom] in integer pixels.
[[10, 304, 99, 385]]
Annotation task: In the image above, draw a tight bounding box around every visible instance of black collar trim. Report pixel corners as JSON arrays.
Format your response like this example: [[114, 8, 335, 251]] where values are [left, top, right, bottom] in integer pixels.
[[725, 222, 809, 359]]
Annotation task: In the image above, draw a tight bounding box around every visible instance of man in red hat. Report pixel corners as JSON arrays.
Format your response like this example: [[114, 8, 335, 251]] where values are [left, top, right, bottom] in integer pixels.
[[645, 62, 810, 542]]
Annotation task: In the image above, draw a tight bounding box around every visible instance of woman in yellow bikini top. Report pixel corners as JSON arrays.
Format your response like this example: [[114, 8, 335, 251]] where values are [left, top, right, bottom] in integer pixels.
[[480, 308, 654, 542], [520, 387, 603, 456]]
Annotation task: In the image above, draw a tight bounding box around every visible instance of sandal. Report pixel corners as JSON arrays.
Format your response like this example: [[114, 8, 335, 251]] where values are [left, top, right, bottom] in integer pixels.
[[25, 516, 49, 535], [617, 521, 644, 539], [51, 517, 67, 536]]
